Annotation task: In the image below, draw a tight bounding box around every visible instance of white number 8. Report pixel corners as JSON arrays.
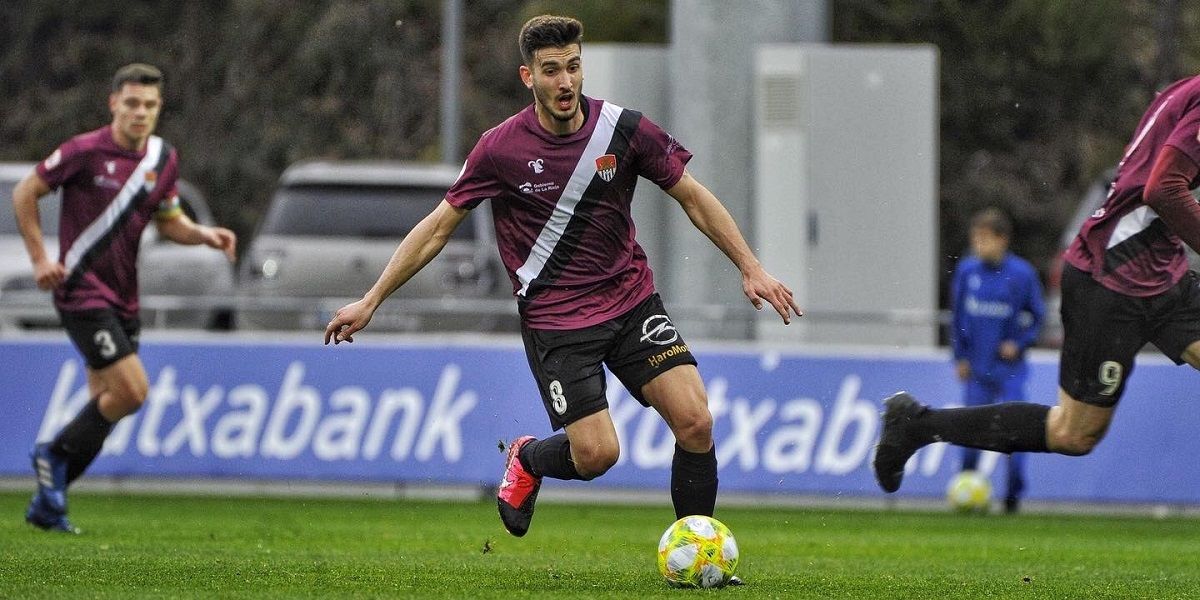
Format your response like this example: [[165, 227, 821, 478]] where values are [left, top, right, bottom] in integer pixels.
[[549, 380, 567, 415], [1098, 361, 1123, 396]]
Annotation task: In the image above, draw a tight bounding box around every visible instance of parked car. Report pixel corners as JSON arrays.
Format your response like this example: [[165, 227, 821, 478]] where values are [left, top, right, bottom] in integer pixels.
[[236, 160, 515, 332], [1042, 169, 1200, 346], [0, 162, 236, 330]]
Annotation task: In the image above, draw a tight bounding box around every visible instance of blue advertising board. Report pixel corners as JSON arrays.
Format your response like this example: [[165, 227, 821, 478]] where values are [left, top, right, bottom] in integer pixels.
[[1, 336, 1197, 504]]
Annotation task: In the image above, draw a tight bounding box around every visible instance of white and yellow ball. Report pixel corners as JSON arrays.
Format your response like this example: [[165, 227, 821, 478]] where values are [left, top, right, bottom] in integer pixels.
[[656, 515, 739, 588], [946, 470, 992, 513]]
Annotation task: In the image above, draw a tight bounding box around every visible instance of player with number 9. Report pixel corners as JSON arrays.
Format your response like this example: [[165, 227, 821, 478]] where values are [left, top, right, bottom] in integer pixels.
[[874, 73, 1200, 496]]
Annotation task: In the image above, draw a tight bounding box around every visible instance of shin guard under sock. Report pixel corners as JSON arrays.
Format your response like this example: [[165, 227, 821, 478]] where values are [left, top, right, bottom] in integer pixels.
[[50, 399, 115, 485], [519, 434, 588, 481], [915, 402, 1050, 454], [671, 444, 718, 519]]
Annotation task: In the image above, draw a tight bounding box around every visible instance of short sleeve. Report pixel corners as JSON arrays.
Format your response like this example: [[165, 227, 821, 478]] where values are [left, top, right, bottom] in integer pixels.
[[445, 132, 503, 210], [34, 140, 84, 190], [630, 116, 693, 190], [1164, 102, 1200, 167]]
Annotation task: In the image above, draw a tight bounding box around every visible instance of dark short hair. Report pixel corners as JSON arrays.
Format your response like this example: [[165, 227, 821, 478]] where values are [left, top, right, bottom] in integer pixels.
[[518, 15, 583, 65], [112, 63, 163, 93], [970, 207, 1012, 239]]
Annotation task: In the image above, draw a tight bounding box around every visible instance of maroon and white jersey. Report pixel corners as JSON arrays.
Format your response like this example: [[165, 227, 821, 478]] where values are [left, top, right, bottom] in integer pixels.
[[446, 97, 692, 329], [1065, 76, 1200, 296], [36, 126, 182, 318]]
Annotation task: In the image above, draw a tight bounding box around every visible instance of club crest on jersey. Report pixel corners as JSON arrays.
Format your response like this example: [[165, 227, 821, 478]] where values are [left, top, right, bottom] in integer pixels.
[[595, 154, 617, 182], [144, 170, 158, 190]]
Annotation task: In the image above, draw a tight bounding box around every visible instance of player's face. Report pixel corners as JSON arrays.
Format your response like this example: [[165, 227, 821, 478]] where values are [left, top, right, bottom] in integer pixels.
[[969, 226, 1008, 264], [109, 83, 162, 151], [521, 44, 584, 135]]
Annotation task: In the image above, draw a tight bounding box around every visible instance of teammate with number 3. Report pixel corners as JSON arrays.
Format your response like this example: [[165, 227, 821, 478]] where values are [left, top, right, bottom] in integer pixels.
[[12, 64, 237, 532], [324, 15, 800, 545], [874, 75, 1200, 495]]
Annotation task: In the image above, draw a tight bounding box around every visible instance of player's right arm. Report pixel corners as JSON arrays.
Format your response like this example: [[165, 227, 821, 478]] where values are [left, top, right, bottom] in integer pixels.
[[12, 171, 65, 290], [1143, 145, 1200, 254], [324, 199, 469, 345]]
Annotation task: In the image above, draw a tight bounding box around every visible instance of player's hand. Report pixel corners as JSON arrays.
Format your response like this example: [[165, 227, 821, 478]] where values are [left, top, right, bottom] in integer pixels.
[[999, 340, 1020, 361], [203, 226, 238, 262], [324, 298, 377, 345], [956, 360, 971, 381], [742, 265, 803, 325], [33, 259, 65, 290]]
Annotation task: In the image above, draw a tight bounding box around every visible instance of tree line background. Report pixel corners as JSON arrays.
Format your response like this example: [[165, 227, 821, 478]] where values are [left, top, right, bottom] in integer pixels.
[[2, 0, 1198, 307]]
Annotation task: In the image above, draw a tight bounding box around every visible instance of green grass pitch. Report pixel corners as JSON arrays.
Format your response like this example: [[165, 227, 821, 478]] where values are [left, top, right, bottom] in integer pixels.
[[2, 491, 1199, 598]]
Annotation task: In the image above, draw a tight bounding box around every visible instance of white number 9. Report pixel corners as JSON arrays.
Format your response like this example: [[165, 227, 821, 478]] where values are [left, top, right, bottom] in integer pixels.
[[1098, 361, 1123, 396]]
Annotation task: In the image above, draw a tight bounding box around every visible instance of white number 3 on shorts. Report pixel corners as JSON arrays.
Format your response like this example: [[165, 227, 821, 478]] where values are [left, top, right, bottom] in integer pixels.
[[93, 330, 117, 359]]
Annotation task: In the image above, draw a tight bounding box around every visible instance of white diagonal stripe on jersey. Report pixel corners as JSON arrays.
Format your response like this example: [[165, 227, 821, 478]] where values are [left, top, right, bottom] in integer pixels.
[[1106, 205, 1158, 249], [515, 102, 624, 297], [63, 136, 164, 275], [1118, 93, 1175, 167]]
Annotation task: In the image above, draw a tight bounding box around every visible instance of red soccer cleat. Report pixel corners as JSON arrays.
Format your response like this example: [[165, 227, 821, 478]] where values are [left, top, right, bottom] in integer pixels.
[[497, 436, 542, 537]]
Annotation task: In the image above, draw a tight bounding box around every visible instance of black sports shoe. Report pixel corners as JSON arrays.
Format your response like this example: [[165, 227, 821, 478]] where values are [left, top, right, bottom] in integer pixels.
[[727, 575, 745, 586], [873, 392, 929, 493], [1004, 496, 1020, 514]]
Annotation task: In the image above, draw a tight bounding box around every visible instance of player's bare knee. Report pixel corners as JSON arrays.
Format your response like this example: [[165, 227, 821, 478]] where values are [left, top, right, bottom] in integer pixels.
[[670, 410, 713, 452], [1049, 430, 1100, 456], [111, 376, 149, 411], [573, 444, 619, 479]]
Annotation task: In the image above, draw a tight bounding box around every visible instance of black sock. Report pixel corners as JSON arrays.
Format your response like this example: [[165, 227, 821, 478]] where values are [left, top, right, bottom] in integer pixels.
[[50, 398, 115, 485], [671, 444, 718, 519], [913, 402, 1050, 454], [519, 434, 588, 480]]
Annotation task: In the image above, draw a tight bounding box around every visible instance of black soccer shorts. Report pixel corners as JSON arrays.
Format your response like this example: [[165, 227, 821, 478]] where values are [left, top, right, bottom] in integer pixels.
[[59, 308, 141, 370], [520, 293, 698, 430], [1059, 265, 1200, 407]]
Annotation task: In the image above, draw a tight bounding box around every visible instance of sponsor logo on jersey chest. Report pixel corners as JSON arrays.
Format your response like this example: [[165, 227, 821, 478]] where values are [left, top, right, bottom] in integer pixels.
[[518, 181, 561, 194]]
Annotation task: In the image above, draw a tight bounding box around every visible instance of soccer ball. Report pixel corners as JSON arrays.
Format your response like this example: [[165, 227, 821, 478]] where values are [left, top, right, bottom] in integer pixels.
[[656, 515, 739, 588], [946, 470, 992, 513]]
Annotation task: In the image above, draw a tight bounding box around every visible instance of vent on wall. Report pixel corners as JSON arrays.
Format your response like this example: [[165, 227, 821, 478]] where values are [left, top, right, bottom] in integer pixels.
[[760, 74, 802, 130]]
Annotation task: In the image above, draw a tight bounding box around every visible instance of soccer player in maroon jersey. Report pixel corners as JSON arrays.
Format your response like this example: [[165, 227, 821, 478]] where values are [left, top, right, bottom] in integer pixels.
[[325, 15, 801, 543], [13, 64, 237, 532], [874, 76, 1200, 495]]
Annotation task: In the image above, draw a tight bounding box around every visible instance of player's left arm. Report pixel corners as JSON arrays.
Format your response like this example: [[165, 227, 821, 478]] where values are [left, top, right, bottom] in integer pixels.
[[665, 169, 802, 324], [155, 206, 237, 262]]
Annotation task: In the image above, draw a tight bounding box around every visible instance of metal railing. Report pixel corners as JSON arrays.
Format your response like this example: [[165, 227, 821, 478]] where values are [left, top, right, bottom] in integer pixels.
[[0, 291, 953, 341]]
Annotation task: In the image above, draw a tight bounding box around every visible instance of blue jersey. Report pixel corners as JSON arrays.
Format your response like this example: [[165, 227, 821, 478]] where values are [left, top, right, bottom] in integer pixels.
[[950, 253, 1046, 384]]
